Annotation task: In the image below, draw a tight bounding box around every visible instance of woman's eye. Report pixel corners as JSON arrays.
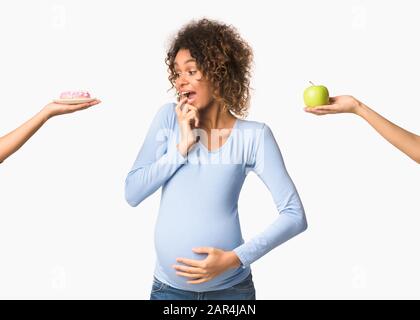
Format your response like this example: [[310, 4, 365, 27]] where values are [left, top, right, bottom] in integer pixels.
[[174, 70, 197, 79]]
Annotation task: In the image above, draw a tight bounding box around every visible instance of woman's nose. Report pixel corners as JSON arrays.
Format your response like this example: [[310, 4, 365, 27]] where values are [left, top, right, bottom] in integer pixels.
[[178, 73, 190, 83], [176, 77, 189, 90]]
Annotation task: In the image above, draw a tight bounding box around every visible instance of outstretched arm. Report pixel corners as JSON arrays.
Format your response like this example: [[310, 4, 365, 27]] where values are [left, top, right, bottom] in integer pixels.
[[305, 96, 420, 164], [0, 100, 100, 163]]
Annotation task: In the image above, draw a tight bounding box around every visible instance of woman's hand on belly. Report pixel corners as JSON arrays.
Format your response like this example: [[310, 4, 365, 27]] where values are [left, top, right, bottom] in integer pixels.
[[172, 247, 242, 284]]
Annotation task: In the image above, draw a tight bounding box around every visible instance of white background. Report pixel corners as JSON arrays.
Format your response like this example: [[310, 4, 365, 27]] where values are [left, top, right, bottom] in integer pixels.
[[0, 0, 419, 299]]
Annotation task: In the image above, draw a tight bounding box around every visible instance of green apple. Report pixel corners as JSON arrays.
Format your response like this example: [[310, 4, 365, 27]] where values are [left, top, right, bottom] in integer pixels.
[[303, 82, 329, 108]]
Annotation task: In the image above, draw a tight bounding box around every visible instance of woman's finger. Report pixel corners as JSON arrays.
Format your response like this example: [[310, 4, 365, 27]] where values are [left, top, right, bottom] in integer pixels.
[[173, 264, 206, 274], [309, 105, 331, 110], [305, 105, 337, 113], [311, 109, 331, 116], [62, 105, 83, 113], [176, 257, 204, 268], [182, 102, 190, 115], [185, 110, 200, 124], [187, 277, 211, 284], [75, 103, 93, 110], [188, 105, 198, 112], [182, 103, 199, 114], [175, 97, 188, 115], [190, 108, 200, 127], [176, 271, 205, 279], [185, 110, 199, 118], [187, 117, 200, 128], [89, 99, 101, 106], [70, 99, 101, 111], [304, 108, 321, 114]]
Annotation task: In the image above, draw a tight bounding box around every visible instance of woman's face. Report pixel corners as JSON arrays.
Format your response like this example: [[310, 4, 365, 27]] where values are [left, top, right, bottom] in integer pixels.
[[174, 49, 214, 110]]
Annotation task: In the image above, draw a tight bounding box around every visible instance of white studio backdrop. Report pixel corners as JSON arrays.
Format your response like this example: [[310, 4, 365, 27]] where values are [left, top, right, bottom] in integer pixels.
[[0, 0, 419, 299]]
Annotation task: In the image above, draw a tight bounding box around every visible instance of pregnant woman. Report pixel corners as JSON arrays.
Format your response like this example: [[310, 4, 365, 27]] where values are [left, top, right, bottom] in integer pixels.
[[0, 98, 100, 163], [125, 19, 307, 300]]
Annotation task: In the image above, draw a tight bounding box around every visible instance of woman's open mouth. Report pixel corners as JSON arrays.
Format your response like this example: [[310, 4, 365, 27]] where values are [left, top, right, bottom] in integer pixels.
[[181, 91, 197, 104]]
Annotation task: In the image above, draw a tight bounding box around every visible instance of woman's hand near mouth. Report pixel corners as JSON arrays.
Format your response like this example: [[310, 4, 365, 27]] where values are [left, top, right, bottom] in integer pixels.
[[175, 96, 200, 157]]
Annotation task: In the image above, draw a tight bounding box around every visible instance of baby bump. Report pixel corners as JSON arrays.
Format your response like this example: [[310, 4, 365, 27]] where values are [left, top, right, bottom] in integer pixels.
[[154, 213, 243, 287]]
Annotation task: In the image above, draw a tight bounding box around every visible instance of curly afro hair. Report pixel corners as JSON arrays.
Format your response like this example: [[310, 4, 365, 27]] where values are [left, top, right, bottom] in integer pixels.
[[165, 18, 254, 118]]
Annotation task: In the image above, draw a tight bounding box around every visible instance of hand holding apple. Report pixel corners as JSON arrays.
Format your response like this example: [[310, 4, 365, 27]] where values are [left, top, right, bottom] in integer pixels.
[[303, 82, 330, 108], [304, 95, 362, 116]]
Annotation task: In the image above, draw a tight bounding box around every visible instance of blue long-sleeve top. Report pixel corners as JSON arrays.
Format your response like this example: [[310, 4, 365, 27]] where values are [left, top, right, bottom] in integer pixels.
[[125, 102, 307, 292]]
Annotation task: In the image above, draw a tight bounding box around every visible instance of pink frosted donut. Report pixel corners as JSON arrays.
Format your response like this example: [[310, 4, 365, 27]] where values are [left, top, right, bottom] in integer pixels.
[[60, 91, 91, 99]]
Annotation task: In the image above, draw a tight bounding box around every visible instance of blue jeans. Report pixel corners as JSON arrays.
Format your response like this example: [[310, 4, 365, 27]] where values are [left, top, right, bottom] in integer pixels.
[[150, 273, 256, 300]]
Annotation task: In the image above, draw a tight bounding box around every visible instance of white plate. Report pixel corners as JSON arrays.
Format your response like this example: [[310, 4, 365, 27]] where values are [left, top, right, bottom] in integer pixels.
[[53, 98, 96, 105]]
